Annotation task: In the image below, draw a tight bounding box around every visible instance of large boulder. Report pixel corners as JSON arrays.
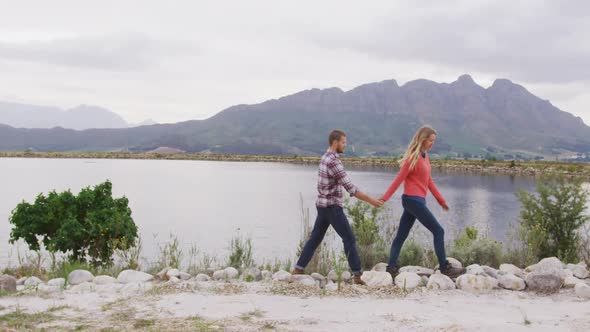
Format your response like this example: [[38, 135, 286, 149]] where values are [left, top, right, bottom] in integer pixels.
[[427, 271, 456, 290], [498, 273, 526, 291], [400, 266, 434, 276], [456, 274, 498, 293], [242, 267, 262, 282], [394, 272, 422, 290], [117, 270, 154, 284], [566, 264, 589, 279], [290, 275, 317, 287], [272, 271, 292, 282], [574, 282, 590, 299], [311, 273, 327, 288], [360, 271, 393, 287], [525, 271, 563, 293], [47, 278, 66, 287], [195, 274, 211, 282], [24, 276, 43, 287], [68, 270, 94, 286], [371, 263, 388, 272], [499, 264, 524, 279], [212, 270, 227, 281], [465, 264, 485, 276], [94, 275, 118, 285], [0, 275, 17, 293], [224, 267, 239, 280], [327, 270, 351, 282], [482, 266, 499, 279]]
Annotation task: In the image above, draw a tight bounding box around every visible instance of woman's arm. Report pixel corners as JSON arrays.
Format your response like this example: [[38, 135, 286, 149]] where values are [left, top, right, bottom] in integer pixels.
[[381, 160, 411, 202]]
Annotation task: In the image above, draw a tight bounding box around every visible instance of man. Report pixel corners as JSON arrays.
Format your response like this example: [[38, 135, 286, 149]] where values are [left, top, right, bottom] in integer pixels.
[[292, 130, 383, 285]]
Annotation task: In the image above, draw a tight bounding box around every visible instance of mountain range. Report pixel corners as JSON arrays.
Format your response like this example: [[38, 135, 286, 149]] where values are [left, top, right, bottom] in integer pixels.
[[1, 75, 588, 157]]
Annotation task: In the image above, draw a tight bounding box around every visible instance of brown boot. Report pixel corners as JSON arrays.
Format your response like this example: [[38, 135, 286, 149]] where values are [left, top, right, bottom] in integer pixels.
[[291, 267, 305, 275], [352, 273, 366, 286]]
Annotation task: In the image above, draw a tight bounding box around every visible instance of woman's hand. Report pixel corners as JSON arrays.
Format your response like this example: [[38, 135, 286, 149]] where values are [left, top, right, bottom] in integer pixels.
[[441, 203, 449, 211]]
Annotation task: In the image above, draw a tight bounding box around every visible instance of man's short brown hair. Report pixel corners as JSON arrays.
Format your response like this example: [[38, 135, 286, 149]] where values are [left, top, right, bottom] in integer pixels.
[[329, 130, 346, 145]]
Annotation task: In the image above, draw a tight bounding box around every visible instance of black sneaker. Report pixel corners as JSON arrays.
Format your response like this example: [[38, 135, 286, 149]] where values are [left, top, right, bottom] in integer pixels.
[[386, 265, 400, 280], [440, 261, 465, 279]]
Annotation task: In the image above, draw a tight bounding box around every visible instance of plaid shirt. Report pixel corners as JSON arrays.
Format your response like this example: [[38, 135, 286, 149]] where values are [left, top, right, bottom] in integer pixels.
[[316, 149, 358, 207]]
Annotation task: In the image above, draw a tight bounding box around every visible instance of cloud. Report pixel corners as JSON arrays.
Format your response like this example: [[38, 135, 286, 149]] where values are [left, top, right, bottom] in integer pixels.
[[308, 0, 590, 83], [0, 32, 199, 71]]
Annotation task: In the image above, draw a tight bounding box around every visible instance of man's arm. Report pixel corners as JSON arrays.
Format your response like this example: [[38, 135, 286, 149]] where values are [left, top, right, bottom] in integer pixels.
[[354, 191, 384, 208]]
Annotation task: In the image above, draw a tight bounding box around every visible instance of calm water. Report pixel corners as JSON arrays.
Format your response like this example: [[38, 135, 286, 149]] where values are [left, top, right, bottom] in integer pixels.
[[0, 158, 554, 267]]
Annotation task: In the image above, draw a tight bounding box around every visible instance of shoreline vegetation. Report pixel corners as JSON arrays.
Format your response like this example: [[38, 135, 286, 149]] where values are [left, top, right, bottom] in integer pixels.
[[1, 151, 590, 179]]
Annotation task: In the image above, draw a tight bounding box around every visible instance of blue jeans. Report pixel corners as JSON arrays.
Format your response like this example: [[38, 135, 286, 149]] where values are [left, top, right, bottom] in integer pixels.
[[295, 206, 362, 275], [387, 195, 447, 269]]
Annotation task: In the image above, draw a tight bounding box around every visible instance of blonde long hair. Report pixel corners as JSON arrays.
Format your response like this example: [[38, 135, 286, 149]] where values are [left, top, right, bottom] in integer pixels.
[[399, 126, 437, 171]]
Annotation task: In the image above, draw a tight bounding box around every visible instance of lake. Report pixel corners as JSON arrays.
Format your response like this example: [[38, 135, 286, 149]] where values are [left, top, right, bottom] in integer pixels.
[[0, 158, 555, 268]]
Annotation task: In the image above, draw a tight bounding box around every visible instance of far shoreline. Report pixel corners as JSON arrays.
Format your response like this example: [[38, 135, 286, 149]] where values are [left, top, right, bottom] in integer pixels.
[[1, 151, 589, 180]]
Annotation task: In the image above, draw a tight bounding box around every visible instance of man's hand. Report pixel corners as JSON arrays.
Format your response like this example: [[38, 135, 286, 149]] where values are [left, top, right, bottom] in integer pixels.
[[370, 197, 384, 208], [441, 203, 449, 211]]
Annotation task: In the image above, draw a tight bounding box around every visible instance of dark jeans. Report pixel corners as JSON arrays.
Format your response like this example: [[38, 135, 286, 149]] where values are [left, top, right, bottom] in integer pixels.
[[388, 195, 447, 269], [295, 206, 362, 275]]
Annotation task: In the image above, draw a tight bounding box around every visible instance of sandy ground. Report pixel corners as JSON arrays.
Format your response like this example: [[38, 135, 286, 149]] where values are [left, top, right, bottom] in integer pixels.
[[1, 280, 589, 331]]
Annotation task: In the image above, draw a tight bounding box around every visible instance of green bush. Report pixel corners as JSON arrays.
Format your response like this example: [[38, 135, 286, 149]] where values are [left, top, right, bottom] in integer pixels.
[[9, 180, 137, 267], [398, 240, 424, 267], [345, 200, 388, 270], [227, 234, 254, 270], [516, 174, 589, 263], [449, 227, 504, 267]]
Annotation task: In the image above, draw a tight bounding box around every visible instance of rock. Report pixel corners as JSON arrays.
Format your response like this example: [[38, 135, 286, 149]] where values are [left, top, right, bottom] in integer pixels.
[[47, 278, 66, 287], [427, 271, 456, 290], [242, 267, 262, 282], [156, 267, 171, 280], [421, 275, 429, 286], [435, 257, 463, 270], [16, 277, 27, 286], [272, 271, 292, 282], [94, 275, 118, 285], [212, 270, 227, 281], [68, 282, 96, 293], [482, 266, 499, 279], [167, 276, 180, 284], [525, 271, 563, 293], [311, 273, 327, 288], [67, 270, 94, 286], [360, 271, 393, 287], [456, 274, 498, 293], [327, 270, 351, 282], [526, 257, 568, 282], [498, 273, 526, 291], [566, 264, 589, 279], [499, 264, 524, 278], [24, 276, 43, 287], [400, 266, 434, 276], [371, 263, 388, 272], [394, 272, 422, 290], [574, 282, 590, 299], [224, 267, 239, 280], [195, 273, 211, 282], [325, 282, 339, 292], [261, 270, 273, 281], [290, 275, 317, 287], [0, 275, 17, 293], [117, 270, 154, 284], [466, 264, 485, 275], [179, 272, 192, 281], [166, 269, 181, 279], [564, 276, 585, 288], [526, 257, 563, 273]]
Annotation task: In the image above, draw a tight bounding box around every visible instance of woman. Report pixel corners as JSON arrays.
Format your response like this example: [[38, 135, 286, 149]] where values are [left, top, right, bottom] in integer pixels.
[[380, 126, 464, 279]]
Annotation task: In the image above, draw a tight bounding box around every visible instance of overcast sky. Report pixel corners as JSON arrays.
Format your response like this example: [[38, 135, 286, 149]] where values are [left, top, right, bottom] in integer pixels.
[[0, 0, 588, 125]]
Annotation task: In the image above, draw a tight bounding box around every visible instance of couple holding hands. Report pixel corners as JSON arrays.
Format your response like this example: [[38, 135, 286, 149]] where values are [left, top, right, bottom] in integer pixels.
[[292, 127, 465, 285]]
